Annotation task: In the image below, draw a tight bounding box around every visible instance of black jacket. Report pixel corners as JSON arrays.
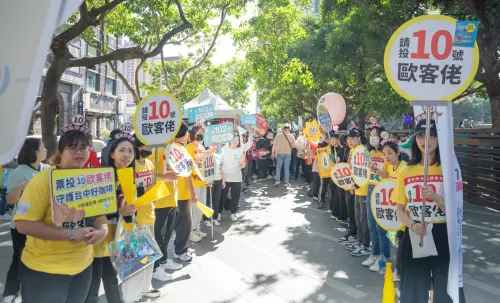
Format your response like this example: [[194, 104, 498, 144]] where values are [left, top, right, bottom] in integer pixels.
[[256, 137, 272, 159]]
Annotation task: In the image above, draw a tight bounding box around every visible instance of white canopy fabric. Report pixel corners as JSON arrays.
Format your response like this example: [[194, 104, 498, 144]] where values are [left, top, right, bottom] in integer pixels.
[[183, 88, 243, 119]]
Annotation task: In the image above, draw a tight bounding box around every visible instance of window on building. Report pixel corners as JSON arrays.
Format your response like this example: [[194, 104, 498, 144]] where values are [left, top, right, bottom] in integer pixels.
[[87, 45, 97, 57], [87, 71, 98, 91], [105, 78, 116, 95]]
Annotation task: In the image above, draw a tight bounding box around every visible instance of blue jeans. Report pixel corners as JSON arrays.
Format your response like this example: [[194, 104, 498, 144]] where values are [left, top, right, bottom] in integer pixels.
[[366, 185, 391, 258], [275, 154, 291, 184]]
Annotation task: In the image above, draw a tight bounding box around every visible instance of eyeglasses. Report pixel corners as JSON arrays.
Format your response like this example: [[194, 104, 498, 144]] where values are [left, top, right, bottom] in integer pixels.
[[66, 144, 90, 153]]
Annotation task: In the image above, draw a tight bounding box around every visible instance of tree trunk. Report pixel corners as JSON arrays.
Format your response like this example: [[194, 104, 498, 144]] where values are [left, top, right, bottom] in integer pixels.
[[488, 86, 500, 128], [357, 111, 366, 131], [41, 42, 72, 158]]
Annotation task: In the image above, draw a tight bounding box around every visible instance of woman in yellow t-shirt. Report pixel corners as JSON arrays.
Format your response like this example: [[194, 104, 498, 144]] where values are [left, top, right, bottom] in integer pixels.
[[363, 126, 392, 270], [86, 135, 136, 303], [14, 130, 109, 303], [172, 123, 198, 262], [186, 126, 208, 242], [393, 119, 453, 303], [378, 140, 407, 281]]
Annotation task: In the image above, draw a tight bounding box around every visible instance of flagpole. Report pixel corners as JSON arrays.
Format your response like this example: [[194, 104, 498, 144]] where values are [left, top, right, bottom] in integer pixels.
[[419, 107, 432, 247]]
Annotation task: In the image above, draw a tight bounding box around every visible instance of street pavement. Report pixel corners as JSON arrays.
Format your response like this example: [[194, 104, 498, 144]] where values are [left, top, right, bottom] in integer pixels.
[[0, 177, 500, 302]]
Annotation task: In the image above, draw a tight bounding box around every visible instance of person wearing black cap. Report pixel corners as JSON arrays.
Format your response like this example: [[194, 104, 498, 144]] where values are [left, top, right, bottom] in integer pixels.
[[393, 119, 457, 302]]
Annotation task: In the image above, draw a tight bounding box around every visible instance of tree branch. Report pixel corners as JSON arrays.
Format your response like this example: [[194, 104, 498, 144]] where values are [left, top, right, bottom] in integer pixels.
[[343, 52, 377, 60], [452, 84, 486, 102], [69, 0, 193, 68], [170, 3, 229, 93], [90, 0, 126, 17], [135, 58, 147, 100]]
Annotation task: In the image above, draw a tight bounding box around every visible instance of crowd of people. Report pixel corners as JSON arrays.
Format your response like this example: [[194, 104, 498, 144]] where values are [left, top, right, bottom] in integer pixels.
[[0, 117, 456, 303]]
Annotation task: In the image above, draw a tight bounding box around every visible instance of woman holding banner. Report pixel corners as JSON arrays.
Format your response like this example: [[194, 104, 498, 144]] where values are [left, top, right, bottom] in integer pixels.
[[14, 130, 109, 303], [86, 134, 137, 303], [220, 131, 253, 222], [186, 126, 208, 242], [393, 119, 453, 303]]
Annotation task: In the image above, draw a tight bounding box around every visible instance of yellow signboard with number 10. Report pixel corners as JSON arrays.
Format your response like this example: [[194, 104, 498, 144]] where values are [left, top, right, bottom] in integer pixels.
[[384, 15, 479, 101]]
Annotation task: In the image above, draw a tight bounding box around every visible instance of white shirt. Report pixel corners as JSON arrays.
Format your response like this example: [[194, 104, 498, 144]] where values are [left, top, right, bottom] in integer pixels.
[[296, 135, 306, 149], [214, 152, 222, 181], [220, 137, 253, 183]]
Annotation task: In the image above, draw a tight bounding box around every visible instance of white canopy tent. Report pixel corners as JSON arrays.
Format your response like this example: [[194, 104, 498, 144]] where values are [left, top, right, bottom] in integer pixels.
[[182, 88, 243, 121]]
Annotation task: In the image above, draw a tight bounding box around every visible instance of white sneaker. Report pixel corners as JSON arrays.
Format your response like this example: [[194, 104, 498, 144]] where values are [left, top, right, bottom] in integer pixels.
[[204, 220, 212, 227], [190, 232, 201, 242], [173, 252, 193, 261], [267, 175, 273, 180], [217, 213, 222, 221], [143, 289, 161, 299], [0, 213, 12, 221], [2, 295, 20, 303], [313, 197, 319, 201], [213, 220, 220, 226], [161, 259, 183, 271], [231, 214, 238, 222], [326, 210, 332, 214], [195, 230, 207, 238], [362, 255, 378, 267], [369, 259, 380, 272], [152, 268, 173, 281], [393, 269, 400, 282]]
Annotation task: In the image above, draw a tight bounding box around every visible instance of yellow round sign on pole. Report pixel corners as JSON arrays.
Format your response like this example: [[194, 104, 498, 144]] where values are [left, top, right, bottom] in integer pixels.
[[384, 15, 479, 101], [133, 92, 183, 146], [370, 179, 404, 232], [350, 145, 370, 187]]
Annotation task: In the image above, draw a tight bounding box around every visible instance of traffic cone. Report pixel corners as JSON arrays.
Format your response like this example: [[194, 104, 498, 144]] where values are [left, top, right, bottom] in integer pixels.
[[382, 262, 396, 303]]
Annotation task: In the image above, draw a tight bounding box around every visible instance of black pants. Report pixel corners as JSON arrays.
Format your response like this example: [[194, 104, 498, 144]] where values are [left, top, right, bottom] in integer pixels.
[[174, 199, 192, 255], [221, 182, 241, 214], [21, 263, 93, 303], [328, 182, 339, 212], [241, 165, 250, 187], [400, 223, 456, 303], [290, 149, 297, 176], [257, 158, 269, 179], [154, 207, 176, 269], [320, 177, 331, 203], [312, 172, 321, 197], [332, 187, 347, 220], [206, 180, 223, 220], [303, 165, 312, 184], [345, 190, 356, 236], [294, 158, 303, 180], [3, 228, 26, 297], [85, 257, 122, 303]]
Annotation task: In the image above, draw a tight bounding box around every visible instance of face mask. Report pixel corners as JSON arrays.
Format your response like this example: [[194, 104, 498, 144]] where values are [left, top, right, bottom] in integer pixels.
[[369, 136, 380, 147], [195, 134, 204, 142], [139, 150, 153, 158]]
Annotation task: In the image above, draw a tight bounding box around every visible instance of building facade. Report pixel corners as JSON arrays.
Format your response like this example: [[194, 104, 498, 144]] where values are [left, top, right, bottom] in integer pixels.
[[34, 28, 127, 137]]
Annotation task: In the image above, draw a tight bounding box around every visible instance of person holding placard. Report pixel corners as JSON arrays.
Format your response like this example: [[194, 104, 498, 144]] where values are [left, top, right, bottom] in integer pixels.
[[220, 131, 253, 222], [343, 129, 371, 257], [14, 130, 109, 303], [338, 135, 357, 244], [207, 145, 224, 226], [149, 146, 184, 281], [378, 140, 407, 282], [186, 126, 208, 241], [328, 133, 346, 220], [393, 120, 452, 303], [173, 123, 199, 261], [2, 138, 49, 303], [119, 138, 161, 302], [86, 134, 137, 303], [363, 126, 392, 271]]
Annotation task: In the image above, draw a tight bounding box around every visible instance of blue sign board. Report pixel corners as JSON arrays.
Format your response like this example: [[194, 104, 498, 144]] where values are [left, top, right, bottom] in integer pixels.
[[204, 122, 234, 146], [453, 21, 479, 48], [241, 114, 257, 126], [187, 104, 215, 123]]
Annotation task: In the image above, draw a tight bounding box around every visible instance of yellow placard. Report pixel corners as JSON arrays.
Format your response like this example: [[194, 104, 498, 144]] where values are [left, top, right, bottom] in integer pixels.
[[196, 202, 214, 218], [50, 167, 117, 224], [135, 181, 170, 207], [317, 147, 333, 179], [304, 120, 322, 141], [117, 167, 135, 205]]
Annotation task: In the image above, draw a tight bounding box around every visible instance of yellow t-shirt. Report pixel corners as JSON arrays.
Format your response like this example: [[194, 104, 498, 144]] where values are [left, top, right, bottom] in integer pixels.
[[150, 147, 177, 208], [369, 150, 385, 185], [174, 143, 192, 201], [355, 183, 369, 196], [387, 161, 407, 180], [393, 164, 446, 224], [13, 168, 93, 275], [134, 159, 155, 227], [186, 142, 207, 187]]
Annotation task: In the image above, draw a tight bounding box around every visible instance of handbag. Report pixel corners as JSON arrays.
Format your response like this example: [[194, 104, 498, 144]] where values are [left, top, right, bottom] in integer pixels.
[[108, 217, 163, 283]]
